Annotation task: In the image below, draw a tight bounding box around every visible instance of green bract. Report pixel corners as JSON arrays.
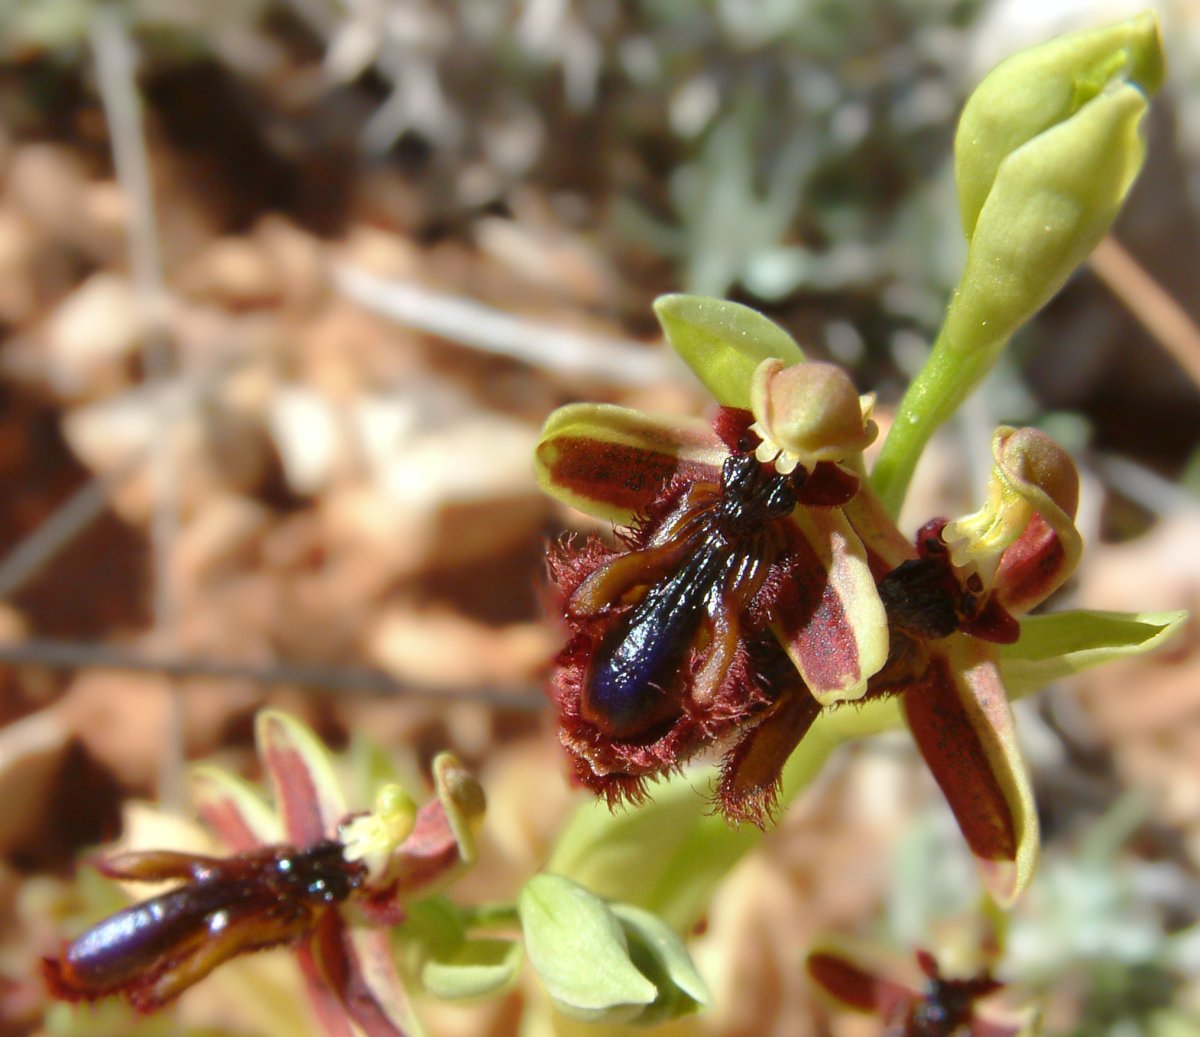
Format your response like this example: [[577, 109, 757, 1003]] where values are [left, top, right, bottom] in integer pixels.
[[518, 874, 708, 1024]]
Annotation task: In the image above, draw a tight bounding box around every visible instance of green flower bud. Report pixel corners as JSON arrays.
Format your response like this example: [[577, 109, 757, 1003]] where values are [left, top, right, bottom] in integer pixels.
[[946, 78, 1151, 354], [871, 15, 1164, 516], [518, 874, 706, 1024], [956, 12, 1163, 238]]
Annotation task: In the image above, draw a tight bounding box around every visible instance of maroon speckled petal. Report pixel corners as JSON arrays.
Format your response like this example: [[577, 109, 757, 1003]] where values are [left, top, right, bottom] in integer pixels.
[[312, 912, 417, 1037], [901, 637, 1037, 904], [297, 920, 355, 1037], [256, 711, 347, 845], [806, 950, 915, 1018], [771, 509, 887, 704], [994, 512, 1071, 615]]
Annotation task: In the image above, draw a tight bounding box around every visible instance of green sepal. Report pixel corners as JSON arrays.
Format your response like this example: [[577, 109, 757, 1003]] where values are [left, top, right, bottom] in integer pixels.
[[420, 939, 524, 1002], [190, 764, 283, 848], [534, 402, 724, 525], [609, 903, 708, 1025], [431, 751, 484, 868], [519, 874, 657, 1022], [256, 708, 348, 845], [653, 294, 805, 408], [999, 609, 1186, 697]]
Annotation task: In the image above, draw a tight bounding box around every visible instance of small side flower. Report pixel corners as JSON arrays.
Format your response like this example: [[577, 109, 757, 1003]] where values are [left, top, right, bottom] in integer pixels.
[[44, 711, 485, 1037], [856, 427, 1082, 904], [807, 944, 1034, 1037]]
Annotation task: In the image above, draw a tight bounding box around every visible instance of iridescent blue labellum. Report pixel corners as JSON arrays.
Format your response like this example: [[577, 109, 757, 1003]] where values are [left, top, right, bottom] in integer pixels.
[[571, 449, 802, 739], [544, 403, 870, 819]]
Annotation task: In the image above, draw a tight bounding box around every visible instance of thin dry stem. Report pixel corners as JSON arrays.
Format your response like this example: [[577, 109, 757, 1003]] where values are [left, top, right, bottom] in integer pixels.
[[91, 8, 186, 808], [334, 265, 675, 387], [1089, 235, 1200, 393]]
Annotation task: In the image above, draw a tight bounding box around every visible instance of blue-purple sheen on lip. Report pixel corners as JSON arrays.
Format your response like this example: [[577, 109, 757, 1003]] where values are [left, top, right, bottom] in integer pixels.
[[582, 545, 728, 738], [66, 879, 257, 982]]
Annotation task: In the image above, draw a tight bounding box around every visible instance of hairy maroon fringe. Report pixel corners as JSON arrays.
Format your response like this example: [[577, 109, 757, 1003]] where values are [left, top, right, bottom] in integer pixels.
[[552, 621, 773, 806]]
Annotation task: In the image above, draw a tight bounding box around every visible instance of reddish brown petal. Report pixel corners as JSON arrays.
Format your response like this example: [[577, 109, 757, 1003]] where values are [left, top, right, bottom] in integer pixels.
[[796, 461, 860, 506], [900, 638, 1037, 904], [296, 930, 355, 1037], [390, 801, 458, 891], [772, 508, 888, 704], [806, 950, 915, 1018], [718, 687, 821, 826], [994, 512, 1072, 615], [960, 594, 1021, 644], [257, 711, 348, 845], [389, 799, 470, 898], [312, 912, 418, 1037]]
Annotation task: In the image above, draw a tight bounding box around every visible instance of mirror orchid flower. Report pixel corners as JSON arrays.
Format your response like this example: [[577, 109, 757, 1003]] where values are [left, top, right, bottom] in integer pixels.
[[44, 711, 485, 1036], [536, 294, 1151, 908], [536, 296, 890, 823]]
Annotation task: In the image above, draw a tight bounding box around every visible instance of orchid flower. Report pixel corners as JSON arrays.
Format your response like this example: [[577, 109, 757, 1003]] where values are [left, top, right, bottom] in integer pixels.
[[45, 711, 485, 1036], [537, 295, 889, 823]]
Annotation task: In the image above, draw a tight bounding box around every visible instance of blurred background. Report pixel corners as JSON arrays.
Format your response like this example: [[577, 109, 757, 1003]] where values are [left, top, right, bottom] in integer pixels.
[[0, 0, 1199, 1034]]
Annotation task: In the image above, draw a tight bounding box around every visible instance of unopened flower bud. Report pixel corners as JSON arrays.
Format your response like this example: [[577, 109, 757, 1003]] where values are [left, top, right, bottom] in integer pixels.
[[956, 12, 1163, 238]]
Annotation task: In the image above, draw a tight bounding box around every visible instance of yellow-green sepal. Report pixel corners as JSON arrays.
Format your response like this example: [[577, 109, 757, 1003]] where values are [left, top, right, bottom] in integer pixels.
[[999, 609, 1187, 697], [535, 402, 724, 525]]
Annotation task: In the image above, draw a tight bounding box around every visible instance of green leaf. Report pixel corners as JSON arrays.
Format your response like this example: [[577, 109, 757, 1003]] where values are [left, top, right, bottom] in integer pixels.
[[610, 904, 708, 1024], [653, 294, 805, 408], [999, 609, 1186, 697], [518, 874, 656, 1022], [420, 939, 524, 1001]]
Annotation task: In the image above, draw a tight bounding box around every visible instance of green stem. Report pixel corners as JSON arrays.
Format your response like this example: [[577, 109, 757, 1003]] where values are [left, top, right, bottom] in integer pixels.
[[869, 325, 1012, 518], [461, 902, 521, 930]]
